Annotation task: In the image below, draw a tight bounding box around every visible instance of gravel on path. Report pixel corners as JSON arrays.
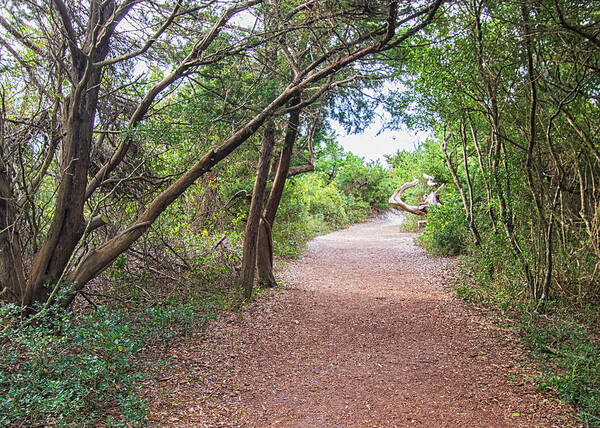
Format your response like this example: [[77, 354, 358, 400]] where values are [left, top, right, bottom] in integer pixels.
[[149, 218, 577, 427]]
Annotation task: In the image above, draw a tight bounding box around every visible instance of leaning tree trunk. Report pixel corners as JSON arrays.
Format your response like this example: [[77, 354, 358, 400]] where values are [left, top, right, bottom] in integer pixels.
[[239, 122, 275, 300]]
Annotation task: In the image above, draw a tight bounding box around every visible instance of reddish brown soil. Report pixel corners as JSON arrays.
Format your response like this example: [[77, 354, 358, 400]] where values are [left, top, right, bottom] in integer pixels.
[[149, 219, 578, 427]]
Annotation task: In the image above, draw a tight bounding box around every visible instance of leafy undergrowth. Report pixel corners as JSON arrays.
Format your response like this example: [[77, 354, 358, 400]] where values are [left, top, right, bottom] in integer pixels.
[[455, 279, 600, 427], [519, 307, 600, 427], [0, 294, 225, 427]]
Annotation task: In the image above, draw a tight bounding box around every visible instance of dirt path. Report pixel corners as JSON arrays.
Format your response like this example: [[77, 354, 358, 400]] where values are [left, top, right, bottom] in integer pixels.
[[150, 219, 576, 427]]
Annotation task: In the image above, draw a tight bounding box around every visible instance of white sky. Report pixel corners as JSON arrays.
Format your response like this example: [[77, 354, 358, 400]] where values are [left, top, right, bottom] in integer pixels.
[[329, 80, 433, 165], [331, 120, 431, 165]]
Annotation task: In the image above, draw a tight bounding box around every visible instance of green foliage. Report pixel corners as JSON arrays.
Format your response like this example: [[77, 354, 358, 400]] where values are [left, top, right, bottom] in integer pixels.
[[0, 295, 223, 427], [0, 304, 147, 426], [398, 211, 419, 233], [454, 231, 526, 306], [341, 194, 371, 224], [418, 193, 468, 256], [272, 174, 351, 258], [304, 175, 348, 228], [332, 153, 394, 211], [388, 0, 600, 304], [271, 179, 313, 258], [386, 139, 449, 187], [519, 309, 600, 426]]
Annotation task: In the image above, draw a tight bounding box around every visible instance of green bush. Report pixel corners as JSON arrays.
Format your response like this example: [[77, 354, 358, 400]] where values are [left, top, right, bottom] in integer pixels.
[[455, 231, 525, 305], [0, 295, 222, 427], [398, 212, 419, 233], [332, 153, 394, 210], [304, 176, 348, 228], [341, 194, 371, 224], [272, 179, 313, 258], [418, 193, 468, 256], [0, 304, 148, 427]]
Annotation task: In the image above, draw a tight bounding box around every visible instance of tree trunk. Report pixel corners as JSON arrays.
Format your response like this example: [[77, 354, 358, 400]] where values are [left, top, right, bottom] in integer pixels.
[[459, 118, 481, 246], [521, 0, 546, 300], [467, 114, 497, 233], [257, 99, 302, 287], [239, 121, 275, 300], [0, 161, 26, 303], [24, 84, 96, 305], [22, 0, 116, 307], [256, 217, 276, 287]]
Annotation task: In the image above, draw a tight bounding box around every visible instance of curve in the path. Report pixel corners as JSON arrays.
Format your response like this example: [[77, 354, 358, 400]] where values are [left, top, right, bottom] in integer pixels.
[[150, 219, 576, 427]]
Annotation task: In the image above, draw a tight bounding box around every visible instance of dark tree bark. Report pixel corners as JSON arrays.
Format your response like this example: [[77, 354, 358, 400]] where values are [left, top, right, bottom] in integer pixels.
[[0, 161, 26, 302], [256, 219, 276, 288], [239, 121, 275, 300], [256, 98, 302, 287], [23, 0, 127, 306]]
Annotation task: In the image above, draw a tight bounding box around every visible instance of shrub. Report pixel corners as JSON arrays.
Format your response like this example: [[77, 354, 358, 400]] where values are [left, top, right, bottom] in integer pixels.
[[271, 179, 313, 258], [304, 178, 348, 228], [455, 231, 526, 305], [0, 304, 148, 427], [418, 193, 467, 256], [399, 212, 419, 233], [341, 194, 371, 224]]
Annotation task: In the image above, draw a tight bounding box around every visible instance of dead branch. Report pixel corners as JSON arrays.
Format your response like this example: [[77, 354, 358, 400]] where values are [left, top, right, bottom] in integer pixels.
[[388, 177, 443, 215], [389, 177, 427, 215]]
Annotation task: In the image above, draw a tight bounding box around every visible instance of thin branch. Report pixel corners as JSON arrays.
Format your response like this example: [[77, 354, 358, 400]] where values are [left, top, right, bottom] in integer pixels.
[[52, 0, 83, 60], [0, 15, 44, 55], [93, 1, 183, 67]]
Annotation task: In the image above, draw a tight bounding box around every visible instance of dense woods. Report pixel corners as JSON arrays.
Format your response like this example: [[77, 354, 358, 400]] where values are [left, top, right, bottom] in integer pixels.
[[390, 0, 600, 307], [0, 0, 598, 425]]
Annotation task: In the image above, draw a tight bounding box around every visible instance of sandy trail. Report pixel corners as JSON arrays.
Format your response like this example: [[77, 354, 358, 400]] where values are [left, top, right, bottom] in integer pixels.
[[150, 219, 575, 427]]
